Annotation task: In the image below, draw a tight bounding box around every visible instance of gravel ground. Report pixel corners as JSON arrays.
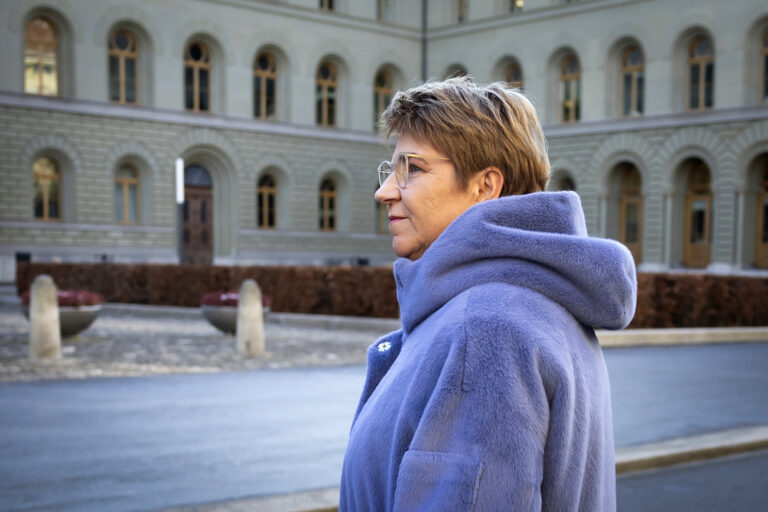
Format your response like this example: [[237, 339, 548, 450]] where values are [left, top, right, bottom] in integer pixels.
[[0, 304, 388, 382]]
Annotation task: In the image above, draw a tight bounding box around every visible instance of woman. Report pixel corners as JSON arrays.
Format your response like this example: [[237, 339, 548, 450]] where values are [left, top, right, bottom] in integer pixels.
[[339, 77, 636, 511]]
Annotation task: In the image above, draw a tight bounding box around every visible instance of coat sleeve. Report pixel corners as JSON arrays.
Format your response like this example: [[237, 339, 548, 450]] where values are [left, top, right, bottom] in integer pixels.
[[393, 306, 554, 511]]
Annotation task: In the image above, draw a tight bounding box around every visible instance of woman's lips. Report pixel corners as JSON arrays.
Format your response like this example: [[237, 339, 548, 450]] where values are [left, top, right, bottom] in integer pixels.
[[389, 216, 406, 224]]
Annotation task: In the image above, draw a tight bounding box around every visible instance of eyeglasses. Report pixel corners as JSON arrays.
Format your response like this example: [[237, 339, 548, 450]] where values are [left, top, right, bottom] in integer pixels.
[[377, 153, 451, 188]]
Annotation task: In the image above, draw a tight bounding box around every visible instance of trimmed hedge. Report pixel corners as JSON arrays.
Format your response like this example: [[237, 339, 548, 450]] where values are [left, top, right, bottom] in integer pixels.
[[15, 262, 768, 327]]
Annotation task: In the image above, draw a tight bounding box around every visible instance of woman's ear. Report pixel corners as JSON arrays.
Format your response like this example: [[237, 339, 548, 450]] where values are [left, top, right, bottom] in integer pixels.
[[471, 167, 504, 202]]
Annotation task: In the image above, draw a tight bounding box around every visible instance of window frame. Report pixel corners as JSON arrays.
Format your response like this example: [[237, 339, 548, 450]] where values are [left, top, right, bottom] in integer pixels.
[[620, 45, 644, 117], [257, 174, 277, 229], [33, 156, 61, 222], [316, 61, 338, 127], [253, 52, 277, 120], [24, 16, 59, 96], [185, 41, 212, 113], [687, 35, 715, 110], [319, 178, 337, 231], [109, 29, 140, 105], [114, 164, 140, 224], [505, 62, 523, 89], [373, 70, 394, 128], [559, 55, 581, 123]]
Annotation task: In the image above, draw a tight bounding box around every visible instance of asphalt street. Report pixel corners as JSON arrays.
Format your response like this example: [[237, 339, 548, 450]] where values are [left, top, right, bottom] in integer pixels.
[[1, 343, 768, 512]]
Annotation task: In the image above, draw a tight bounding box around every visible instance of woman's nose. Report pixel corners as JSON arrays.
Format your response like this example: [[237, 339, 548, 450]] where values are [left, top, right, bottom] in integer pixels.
[[374, 173, 400, 203]]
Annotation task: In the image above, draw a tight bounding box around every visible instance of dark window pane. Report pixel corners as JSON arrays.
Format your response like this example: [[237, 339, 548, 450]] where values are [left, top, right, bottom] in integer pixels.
[[185, 68, 194, 109], [34, 181, 45, 218], [48, 179, 59, 219], [328, 87, 336, 126], [625, 203, 638, 243], [126, 58, 136, 80], [201, 200, 207, 224], [704, 63, 714, 108], [690, 65, 700, 109], [254, 76, 262, 117], [266, 78, 275, 118], [637, 72, 644, 114], [183, 201, 189, 222], [258, 194, 264, 227], [622, 73, 632, 116], [114, 183, 124, 221], [329, 197, 335, 211], [762, 198, 768, 242], [316, 85, 323, 124], [184, 229, 190, 243], [329, 215, 335, 229], [690, 200, 707, 243], [201, 230, 207, 245], [109, 56, 120, 101], [190, 44, 202, 61], [199, 69, 208, 88]]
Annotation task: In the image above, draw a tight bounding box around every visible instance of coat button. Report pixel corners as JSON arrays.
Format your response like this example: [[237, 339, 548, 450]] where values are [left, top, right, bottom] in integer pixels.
[[377, 341, 391, 352]]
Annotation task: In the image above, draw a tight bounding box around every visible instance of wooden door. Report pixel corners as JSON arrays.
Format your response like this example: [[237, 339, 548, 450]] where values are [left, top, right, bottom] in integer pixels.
[[182, 185, 213, 265]]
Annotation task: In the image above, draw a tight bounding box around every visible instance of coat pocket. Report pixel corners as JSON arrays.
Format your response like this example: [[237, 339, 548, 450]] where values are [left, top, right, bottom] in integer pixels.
[[393, 450, 483, 511]]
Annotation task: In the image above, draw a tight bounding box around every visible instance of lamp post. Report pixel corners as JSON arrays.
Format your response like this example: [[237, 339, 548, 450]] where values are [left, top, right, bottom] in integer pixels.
[[175, 158, 184, 264]]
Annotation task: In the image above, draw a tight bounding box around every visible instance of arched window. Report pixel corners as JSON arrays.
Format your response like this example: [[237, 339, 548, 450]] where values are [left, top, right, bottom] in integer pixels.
[[557, 176, 576, 191], [374, 70, 393, 128], [257, 174, 277, 229], [109, 29, 139, 105], [377, 0, 391, 21], [560, 55, 580, 122], [756, 162, 768, 268], [24, 17, 58, 96], [33, 157, 61, 221], [320, 0, 335, 11], [505, 62, 523, 89], [618, 164, 642, 263], [114, 164, 140, 224], [457, 0, 467, 23], [319, 178, 337, 231], [509, 0, 524, 12], [683, 159, 712, 268], [254, 52, 277, 120], [445, 64, 467, 79], [185, 41, 211, 112], [620, 46, 644, 116], [762, 29, 768, 103], [316, 61, 337, 127], [688, 35, 714, 110]]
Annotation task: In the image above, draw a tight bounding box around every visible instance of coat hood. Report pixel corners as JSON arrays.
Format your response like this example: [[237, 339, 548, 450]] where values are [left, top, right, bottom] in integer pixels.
[[393, 191, 637, 333]]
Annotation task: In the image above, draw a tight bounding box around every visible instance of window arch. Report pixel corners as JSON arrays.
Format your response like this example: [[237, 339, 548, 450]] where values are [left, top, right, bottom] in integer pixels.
[[444, 64, 468, 79], [257, 174, 277, 229], [688, 35, 714, 110], [24, 16, 58, 96], [33, 157, 61, 221], [560, 55, 580, 122], [505, 62, 523, 89], [620, 46, 644, 116], [618, 164, 642, 263], [319, 178, 337, 231], [374, 70, 394, 128], [254, 52, 277, 120], [557, 176, 576, 191], [114, 164, 140, 224], [185, 41, 211, 112], [316, 61, 338, 127], [109, 29, 139, 105]]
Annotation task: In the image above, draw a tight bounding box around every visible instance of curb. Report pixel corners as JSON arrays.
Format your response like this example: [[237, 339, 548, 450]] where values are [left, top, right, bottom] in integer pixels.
[[158, 425, 768, 512], [597, 327, 768, 347]]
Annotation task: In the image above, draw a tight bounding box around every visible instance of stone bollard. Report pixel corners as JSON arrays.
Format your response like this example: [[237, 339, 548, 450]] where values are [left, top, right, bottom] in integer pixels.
[[236, 279, 265, 356], [29, 274, 61, 361]]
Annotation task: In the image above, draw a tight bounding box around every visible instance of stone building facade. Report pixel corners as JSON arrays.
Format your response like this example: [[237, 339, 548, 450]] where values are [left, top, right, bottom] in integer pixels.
[[1, 0, 767, 282]]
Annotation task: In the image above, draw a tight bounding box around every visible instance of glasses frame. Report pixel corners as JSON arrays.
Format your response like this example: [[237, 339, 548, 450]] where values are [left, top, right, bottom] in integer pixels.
[[377, 152, 451, 188]]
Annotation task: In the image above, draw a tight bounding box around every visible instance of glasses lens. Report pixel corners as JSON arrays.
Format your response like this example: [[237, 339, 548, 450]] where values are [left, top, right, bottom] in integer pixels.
[[395, 153, 408, 187], [378, 161, 392, 187]]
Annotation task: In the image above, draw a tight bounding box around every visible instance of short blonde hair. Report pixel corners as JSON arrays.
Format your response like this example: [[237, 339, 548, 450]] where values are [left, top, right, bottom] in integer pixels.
[[380, 76, 549, 196]]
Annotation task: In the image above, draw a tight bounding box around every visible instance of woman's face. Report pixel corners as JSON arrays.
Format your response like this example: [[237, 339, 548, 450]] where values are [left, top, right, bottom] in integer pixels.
[[374, 134, 479, 260]]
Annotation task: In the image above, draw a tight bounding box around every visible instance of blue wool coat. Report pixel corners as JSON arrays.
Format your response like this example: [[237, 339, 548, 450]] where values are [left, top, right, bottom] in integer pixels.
[[339, 192, 637, 511]]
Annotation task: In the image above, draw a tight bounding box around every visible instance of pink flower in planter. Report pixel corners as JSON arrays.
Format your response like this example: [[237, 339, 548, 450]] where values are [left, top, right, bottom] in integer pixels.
[[200, 291, 272, 308], [21, 290, 105, 307]]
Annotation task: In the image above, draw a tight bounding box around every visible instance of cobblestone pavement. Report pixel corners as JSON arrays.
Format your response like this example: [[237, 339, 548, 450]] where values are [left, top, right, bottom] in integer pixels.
[[0, 304, 386, 382]]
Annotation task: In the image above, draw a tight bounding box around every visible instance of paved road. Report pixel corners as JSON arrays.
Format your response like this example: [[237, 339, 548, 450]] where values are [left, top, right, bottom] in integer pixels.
[[618, 449, 768, 511], [1, 343, 768, 512]]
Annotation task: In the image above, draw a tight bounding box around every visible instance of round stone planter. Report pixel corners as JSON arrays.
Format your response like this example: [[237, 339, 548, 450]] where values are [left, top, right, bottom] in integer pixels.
[[22, 304, 102, 338], [200, 305, 270, 335], [201, 305, 237, 334]]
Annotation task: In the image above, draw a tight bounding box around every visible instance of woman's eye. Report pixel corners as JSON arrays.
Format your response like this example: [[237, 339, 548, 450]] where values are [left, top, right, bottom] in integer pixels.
[[409, 164, 425, 174]]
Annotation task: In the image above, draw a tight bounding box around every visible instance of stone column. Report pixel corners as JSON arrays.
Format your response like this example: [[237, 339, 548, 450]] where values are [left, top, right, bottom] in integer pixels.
[[29, 274, 61, 361], [236, 279, 265, 357]]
